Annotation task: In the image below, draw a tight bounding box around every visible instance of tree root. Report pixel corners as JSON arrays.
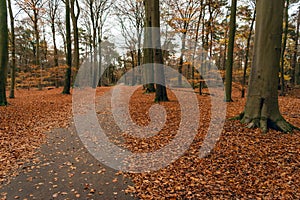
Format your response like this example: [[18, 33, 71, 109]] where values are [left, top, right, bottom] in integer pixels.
[[233, 113, 299, 133], [273, 119, 300, 133]]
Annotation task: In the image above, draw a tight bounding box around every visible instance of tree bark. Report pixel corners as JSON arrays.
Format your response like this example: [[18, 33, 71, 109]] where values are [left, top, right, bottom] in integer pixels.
[[70, 0, 80, 72], [0, 0, 8, 105], [62, 0, 72, 94], [238, 0, 298, 133], [49, 0, 59, 88], [152, 0, 168, 102], [8, 0, 16, 98], [178, 30, 187, 87], [225, 0, 237, 102], [241, 8, 256, 98], [292, 7, 300, 85], [280, 0, 289, 96], [143, 0, 155, 93]]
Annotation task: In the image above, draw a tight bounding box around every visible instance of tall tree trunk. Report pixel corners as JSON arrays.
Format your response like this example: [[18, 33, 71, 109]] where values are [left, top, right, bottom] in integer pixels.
[[137, 38, 142, 84], [223, 16, 228, 71], [241, 8, 256, 98], [292, 7, 300, 85], [50, 10, 59, 88], [225, 0, 237, 102], [130, 50, 136, 85], [280, 0, 289, 96], [97, 28, 102, 87], [143, 0, 155, 93], [62, 0, 72, 94], [70, 0, 80, 71], [8, 0, 16, 98], [238, 0, 298, 133], [0, 0, 8, 105], [34, 12, 41, 90], [200, 2, 207, 95], [191, 2, 203, 90], [152, 0, 168, 102], [178, 29, 187, 87]]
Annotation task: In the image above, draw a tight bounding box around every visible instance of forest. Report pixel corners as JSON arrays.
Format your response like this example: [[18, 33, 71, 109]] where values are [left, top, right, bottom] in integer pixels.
[[0, 0, 300, 199]]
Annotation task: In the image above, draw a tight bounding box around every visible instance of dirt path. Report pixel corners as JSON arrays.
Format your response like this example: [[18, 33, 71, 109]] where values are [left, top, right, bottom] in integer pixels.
[[0, 125, 137, 200]]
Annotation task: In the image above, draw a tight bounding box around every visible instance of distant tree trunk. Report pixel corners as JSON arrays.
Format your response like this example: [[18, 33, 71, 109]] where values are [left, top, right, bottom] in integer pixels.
[[49, 0, 59, 88], [241, 8, 256, 98], [70, 0, 80, 72], [130, 50, 136, 85], [191, 2, 203, 90], [292, 7, 300, 85], [33, 9, 41, 90], [225, 0, 237, 102], [62, 0, 72, 94], [192, 0, 204, 91], [0, 0, 8, 105], [8, 0, 16, 98], [238, 0, 298, 133], [97, 29, 102, 87], [280, 0, 289, 96], [223, 16, 228, 71], [143, 0, 155, 93], [152, 0, 168, 102], [178, 30, 187, 87]]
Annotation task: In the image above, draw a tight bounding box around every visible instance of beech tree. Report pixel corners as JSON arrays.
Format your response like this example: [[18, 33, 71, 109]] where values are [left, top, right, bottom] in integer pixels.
[[70, 0, 80, 70], [166, 0, 200, 86], [8, 0, 16, 98], [237, 0, 298, 133], [143, 0, 155, 92], [0, 0, 8, 105], [115, 0, 144, 85], [280, 0, 289, 96], [47, 0, 61, 88], [152, 0, 168, 101], [225, 0, 237, 102], [17, 0, 45, 89], [292, 6, 300, 85], [62, 0, 72, 94], [241, 4, 256, 98]]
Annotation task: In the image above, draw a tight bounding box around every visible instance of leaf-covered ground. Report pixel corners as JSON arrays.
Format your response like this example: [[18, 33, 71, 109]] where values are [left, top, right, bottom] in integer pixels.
[[123, 86, 300, 199], [0, 86, 299, 199], [0, 88, 72, 184]]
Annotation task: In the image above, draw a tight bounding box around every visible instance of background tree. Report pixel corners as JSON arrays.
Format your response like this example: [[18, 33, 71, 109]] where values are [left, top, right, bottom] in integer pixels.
[[47, 0, 61, 88], [166, 0, 200, 86], [293, 7, 300, 85], [237, 0, 298, 133], [70, 0, 80, 71], [292, 6, 300, 85], [17, 0, 45, 89], [0, 0, 8, 105], [225, 0, 237, 102], [280, 0, 290, 96], [152, 0, 168, 102], [143, 0, 155, 93], [62, 0, 72, 94], [115, 0, 144, 85], [83, 0, 113, 87], [241, 1, 256, 98], [8, 0, 16, 98]]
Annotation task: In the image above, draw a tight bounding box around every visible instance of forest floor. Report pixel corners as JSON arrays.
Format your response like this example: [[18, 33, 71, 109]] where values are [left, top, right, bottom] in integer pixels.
[[0, 85, 299, 199]]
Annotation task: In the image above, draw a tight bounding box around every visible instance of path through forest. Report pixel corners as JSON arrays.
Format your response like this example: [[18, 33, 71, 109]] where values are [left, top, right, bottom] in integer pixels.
[[0, 87, 300, 199]]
